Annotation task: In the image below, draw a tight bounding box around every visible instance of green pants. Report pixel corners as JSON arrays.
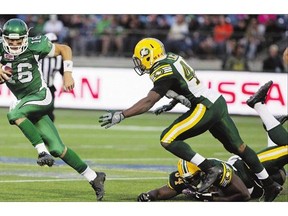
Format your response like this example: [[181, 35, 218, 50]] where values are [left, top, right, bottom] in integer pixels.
[[161, 95, 244, 154], [7, 87, 65, 157]]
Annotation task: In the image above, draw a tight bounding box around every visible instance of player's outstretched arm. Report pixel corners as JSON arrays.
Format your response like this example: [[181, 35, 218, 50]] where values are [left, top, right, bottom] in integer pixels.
[[137, 185, 179, 201]]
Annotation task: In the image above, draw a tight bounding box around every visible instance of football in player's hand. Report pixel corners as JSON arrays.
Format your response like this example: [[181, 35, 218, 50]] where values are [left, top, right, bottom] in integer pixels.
[[1, 65, 13, 77]]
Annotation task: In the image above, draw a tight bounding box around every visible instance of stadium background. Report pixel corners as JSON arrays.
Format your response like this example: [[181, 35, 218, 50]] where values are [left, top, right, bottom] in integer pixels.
[[0, 13, 287, 207]]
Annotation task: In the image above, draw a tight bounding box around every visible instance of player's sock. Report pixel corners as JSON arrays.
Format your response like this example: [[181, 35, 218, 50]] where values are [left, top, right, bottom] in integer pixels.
[[190, 153, 213, 170], [18, 118, 44, 147], [81, 166, 97, 182], [254, 103, 280, 130], [165, 140, 198, 161], [35, 143, 50, 154], [61, 147, 88, 174], [256, 169, 273, 186], [239, 145, 272, 184]]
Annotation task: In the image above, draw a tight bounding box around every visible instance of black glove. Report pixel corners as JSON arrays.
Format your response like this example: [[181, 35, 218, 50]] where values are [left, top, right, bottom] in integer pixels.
[[137, 193, 151, 202], [154, 99, 178, 115], [99, 110, 125, 129]]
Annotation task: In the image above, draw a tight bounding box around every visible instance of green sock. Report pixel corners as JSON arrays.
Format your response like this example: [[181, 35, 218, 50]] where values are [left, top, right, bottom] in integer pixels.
[[239, 145, 265, 174], [18, 119, 43, 147], [165, 140, 197, 161], [61, 147, 88, 174]]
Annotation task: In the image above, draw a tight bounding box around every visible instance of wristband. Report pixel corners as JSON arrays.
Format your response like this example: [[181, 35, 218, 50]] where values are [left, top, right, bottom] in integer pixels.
[[63, 60, 73, 72]]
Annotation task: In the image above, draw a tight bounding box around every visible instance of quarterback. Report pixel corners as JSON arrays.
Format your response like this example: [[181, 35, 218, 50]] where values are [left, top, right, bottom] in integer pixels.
[[0, 18, 105, 200], [99, 37, 282, 201]]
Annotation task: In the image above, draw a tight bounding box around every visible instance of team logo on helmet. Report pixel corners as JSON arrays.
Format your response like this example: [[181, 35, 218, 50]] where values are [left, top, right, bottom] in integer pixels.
[[140, 48, 150, 57]]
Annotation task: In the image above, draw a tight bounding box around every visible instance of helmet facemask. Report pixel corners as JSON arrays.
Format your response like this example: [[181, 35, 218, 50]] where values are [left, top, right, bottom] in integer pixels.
[[3, 34, 29, 56], [1, 18, 30, 56], [132, 56, 150, 76]]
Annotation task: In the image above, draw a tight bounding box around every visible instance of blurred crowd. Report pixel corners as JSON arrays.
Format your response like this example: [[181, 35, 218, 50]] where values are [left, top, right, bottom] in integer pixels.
[[0, 14, 287, 72]]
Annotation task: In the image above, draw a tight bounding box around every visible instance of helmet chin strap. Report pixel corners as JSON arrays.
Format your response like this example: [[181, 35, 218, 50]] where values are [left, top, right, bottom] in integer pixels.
[[150, 49, 154, 68]]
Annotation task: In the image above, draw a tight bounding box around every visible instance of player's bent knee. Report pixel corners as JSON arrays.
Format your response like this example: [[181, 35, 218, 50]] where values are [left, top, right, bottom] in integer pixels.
[[160, 141, 170, 148], [49, 146, 66, 158]]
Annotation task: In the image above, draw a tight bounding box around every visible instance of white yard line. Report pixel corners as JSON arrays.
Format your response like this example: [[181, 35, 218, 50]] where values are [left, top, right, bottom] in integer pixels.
[[57, 124, 164, 131], [0, 176, 167, 183]]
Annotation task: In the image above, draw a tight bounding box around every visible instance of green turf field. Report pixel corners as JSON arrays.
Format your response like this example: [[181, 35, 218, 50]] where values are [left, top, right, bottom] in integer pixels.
[[0, 107, 287, 202]]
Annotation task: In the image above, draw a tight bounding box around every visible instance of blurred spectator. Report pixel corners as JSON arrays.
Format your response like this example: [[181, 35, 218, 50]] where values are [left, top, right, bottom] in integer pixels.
[[64, 15, 85, 56], [122, 15, 145, 57], [165, 15, 193, 57], [43, 15, 66, 42], [223, 43, 250, 71], [93, 15, 125, 56], [231, 19, 247, 42], [145, 15, 169, 42], [213, 15, 234, 58], [194, 15, 216, 59], [262, 44, 285, 73], [243, 17, 264, 60], [283, 47, 288, 65], [30, 16, 46, 36], [221, 38, 237, 68], [0, 14, 285, 68]]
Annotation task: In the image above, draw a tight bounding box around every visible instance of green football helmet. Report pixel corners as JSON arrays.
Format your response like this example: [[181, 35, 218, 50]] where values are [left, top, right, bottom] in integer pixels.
[[1, 18, 29, 55]]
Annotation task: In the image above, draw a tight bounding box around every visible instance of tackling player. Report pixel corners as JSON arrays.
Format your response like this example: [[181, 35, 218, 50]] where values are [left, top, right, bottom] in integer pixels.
[[137, 81, 287, 202], [99, 37, 282, 201], [0, 18, 105, 201]]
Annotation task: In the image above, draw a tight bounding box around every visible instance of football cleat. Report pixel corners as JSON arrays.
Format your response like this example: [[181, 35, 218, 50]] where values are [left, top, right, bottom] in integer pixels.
[[263, 181, 283, 202], [90, 172, 106, 201], [197, 164, 224, 193], [37, 152, 55, 167], [246, 80, 273, 108]]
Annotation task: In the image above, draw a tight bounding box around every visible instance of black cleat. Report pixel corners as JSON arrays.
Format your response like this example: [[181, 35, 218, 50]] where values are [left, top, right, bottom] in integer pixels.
[[275, 115, 288, 125], [90, 172, 106, 201], [197, 165, 223, 193], [264, 181, 283, 202], [37, 152, 55, 167], [246, 80, 273, 108]]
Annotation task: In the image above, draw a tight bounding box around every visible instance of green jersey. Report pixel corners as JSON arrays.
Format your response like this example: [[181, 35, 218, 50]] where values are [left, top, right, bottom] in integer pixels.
[[149, 52, 220, 109], [0, 35, 53, 99]]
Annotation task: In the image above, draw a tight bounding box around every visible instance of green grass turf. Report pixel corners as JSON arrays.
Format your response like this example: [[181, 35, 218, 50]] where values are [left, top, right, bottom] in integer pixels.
[[0, 107, 287, 202]]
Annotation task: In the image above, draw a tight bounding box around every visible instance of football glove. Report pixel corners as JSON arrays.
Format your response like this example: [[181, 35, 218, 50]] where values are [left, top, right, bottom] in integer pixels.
[[137, 193, 151, 202], [99, 111, 125, 129], [194, 191, 215, 201], [154, 99, 178, 115], [182, 189, 215, 201]]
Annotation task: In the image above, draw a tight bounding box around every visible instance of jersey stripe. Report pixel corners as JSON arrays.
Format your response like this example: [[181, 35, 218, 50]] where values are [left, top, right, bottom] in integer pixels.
[[161, 104, 206, 143], [25, 88, 52, 106], [153, 72, 173, 82], [257, 146, 288, 162]]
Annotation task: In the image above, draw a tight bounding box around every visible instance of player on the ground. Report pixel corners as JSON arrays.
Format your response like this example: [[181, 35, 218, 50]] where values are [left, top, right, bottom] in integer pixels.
[[137, 81, 287, 202], [0, 18, 105, 200], [99, 37, 282, 201]]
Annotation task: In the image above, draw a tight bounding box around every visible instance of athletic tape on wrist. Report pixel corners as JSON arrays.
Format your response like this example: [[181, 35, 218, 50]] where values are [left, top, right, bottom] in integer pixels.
[[64, 60, 73, 72]]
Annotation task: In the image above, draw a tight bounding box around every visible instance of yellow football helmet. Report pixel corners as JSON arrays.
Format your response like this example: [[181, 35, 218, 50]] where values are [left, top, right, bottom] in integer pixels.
[[177, 159, 202, 186], [132, 38, 166, 76]]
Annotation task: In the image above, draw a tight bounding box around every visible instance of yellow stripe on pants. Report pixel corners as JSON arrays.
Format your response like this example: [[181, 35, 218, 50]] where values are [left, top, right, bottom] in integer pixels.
[[161, 104, 206, 144], [258, 146, 288, 162]]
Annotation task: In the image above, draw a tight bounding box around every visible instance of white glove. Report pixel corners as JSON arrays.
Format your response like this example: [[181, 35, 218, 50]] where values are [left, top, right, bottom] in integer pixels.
[[99, 111, 125, 129]]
